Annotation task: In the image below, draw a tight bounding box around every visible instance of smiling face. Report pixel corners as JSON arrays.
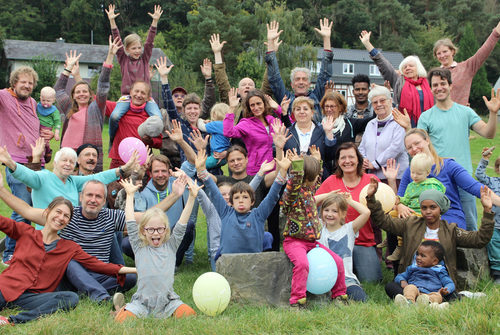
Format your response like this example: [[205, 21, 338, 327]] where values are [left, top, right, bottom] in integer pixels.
[[227, 150, 248, 176], [54, 154, 77, 178], [80, 182, 106, 219], [45, 203, 72, 232], [415, 245, 439, 268], [404, 133, 431, 158], [73, 83, 91, 107], [291, 71, 310, 96], [151, 160, 170, 190], [420, 199, 441, 226], [402, 61, 418, 80], [248, 96, 265, 119], [435, 45, 455, 67], [322, 203, 345, 228], [371, 95, 392, 120], [142, 216, 168, 247], [322, 99, 341, 119], [77, 147, 98, 174], [130, 82, 150, 106], [219, 185, 232, 206], [293, 101, 313, 124], [231, 191, 254, 214], [126, 41, 143, 60], [13, 73, 35, 100], [184, 103, 201, 125], [238, 78, 255, 99], [338, 147, 359, 175], [353, 82, 369, 105], [430, 75, 452, 102]]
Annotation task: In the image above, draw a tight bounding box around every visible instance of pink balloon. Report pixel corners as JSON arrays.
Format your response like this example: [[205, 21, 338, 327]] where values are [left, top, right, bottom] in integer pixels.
[[118, 137, 147, 165]]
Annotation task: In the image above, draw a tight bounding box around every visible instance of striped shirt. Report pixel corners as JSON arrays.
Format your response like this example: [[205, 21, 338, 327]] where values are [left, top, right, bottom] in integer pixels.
[[59, 207, 126, 262]]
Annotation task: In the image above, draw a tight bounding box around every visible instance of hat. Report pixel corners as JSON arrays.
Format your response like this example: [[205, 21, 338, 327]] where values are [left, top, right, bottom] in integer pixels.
[[76, 143, 99, 156], [419, 189, 450, 214], [138, 116, 163, 138], [172, 87, 187, 95]]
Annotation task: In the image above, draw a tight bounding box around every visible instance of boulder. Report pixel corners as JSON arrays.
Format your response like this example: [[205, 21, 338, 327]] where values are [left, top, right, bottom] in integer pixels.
[[455, 247, 490, 290]]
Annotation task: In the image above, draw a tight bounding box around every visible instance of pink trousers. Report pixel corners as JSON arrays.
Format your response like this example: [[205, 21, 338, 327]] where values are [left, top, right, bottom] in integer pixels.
[[283, 236, 347, 304]]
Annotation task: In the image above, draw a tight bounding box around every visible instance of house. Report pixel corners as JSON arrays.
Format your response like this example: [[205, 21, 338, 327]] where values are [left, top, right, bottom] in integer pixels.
[[310, 47, 404, 105]]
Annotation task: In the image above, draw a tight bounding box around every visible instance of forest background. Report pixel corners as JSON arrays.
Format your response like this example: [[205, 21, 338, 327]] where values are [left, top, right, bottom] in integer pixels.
[[0, 0, 499, 113]]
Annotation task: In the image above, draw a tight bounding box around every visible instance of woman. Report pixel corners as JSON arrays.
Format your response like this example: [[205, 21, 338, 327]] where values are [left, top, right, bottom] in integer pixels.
[[359, 85, 408, 182], [223, 88, 282, 175], [55, 36, 121, 172], [365, 177, 494, 300], [319, 91, 373, 176], [360, 30, 433, 126], [0, 177, 135, 325], [433, 21, 500, 105], [392, 128, 500, 230], [315, 142, 382, 282]]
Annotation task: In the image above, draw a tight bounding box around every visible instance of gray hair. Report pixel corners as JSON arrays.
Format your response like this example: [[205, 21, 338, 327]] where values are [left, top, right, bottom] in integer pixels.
[[81, 179, 108, 199], [54, 147, 77, 165], [368, 85, 392, 101], [399, 55, 427, 78], [290, 67, 311, 83]]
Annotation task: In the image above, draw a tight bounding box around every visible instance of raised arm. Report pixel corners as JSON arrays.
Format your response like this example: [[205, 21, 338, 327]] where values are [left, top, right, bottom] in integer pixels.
[[96, 36, 122, 116], [475, 148, 495, 185], [464, 21, 500, 75], [105, 4, 119, 30], [312, 18, 334, 100], [472, 88, 500, 139], [223, 88, 246, 138], [346, 194, 371, 233], [264, 21, 292, 103], [200, 58, 216, 119], [55, 50, 82, 116], [119, 179, 141, 222]]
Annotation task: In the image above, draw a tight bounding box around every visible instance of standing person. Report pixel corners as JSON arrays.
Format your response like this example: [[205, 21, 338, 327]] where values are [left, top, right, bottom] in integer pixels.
[[360, 30, 433, 126], [346, 74, 374, 147], [55, 36, 121, 172], [0, 64, 43, 265], [433, 21, 500, 105], [395, 68, 499, 230], [265, 19, 333, 123]]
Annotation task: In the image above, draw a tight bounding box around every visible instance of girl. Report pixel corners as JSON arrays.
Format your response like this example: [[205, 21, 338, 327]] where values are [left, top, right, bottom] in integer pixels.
[[317, 193, 371, 302], [281, 149, 346, 308], [106, 4, 163, 145], [113, 175, 199, 322]]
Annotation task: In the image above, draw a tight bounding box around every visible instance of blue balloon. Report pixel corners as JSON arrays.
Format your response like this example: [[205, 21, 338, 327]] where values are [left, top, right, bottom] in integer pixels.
[[306, 245, 338, 295]]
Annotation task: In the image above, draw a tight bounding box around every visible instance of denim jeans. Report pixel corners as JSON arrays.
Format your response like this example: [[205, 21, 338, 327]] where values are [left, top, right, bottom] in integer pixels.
[[65, 260, 137, 301], [352, 245, 382, 283], [458, 187, 478, 231], [0, 290, 79, 324], [346, 284, 367, 302], [3, 168, 32, 262], [108, 232, 125, 265]]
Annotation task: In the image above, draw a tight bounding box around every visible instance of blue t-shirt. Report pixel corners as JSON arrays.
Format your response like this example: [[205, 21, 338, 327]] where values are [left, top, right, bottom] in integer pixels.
[[206, 121, 231, 153]]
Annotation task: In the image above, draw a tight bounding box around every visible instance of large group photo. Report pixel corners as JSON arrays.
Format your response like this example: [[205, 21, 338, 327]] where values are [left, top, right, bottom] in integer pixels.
[[0, 0, 499, 334]]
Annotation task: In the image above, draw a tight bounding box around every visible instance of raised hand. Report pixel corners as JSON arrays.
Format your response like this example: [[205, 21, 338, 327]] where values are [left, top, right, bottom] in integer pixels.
[[228, 87, 240, 109], [258, 160, 275, 176], [148, 5, 163, 23], [275, 153, 291, 173], [384, 80, 392, 91], [119, 178, 141, 195], [363, 158, 374, 170], [213, 150, 227, 164], [172, 173, 188, 196], [322, 115, 335, 134], [366, 177, 379, 198], [200, 58, 212, 79], [266, 20, 283, 52], [108, 35, 123, 55], [314, 18, 333, 40], [481, 146, 495, 160], [271, 119, 291, 149], [186, 177, 203, 198], [155, 56, 174, 78], [210, 33, 226, 54], [195, 149, 208, 172], [105, 4, 119, 21], [483, 88, 500, 113], [280, 95, 291, 114], [381, 158, 400, 180], [324, 80, 335, 94], [188, 129, 209, 152], [0, 145, 15, 169], [286, 148, 301, 161], [359, 30, 374, 50], [30, 138, 45, 160], [309, 145, 321, 162], [165, 119, 183, 143], [64, 50, 82, 72], [122, 150, 140, 175], [392, 108, 411, 131], [480, 185, 493, 213], [265, 94, 279, 110]]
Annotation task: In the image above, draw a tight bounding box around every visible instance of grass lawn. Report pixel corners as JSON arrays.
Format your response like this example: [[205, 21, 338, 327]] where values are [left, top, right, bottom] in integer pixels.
[[0, 123, 499, 334]]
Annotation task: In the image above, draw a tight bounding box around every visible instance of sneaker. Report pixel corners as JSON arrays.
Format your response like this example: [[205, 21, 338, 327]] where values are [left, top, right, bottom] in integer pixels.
[[0, 316, 12, 326], [430, 302, 449, 309], [458, 291, 486, 299], [1, 255, 12, 267], [290, 297, 307, 309], [416, 295, 430, 306], [377, 239, 387, 249], [112, 292, 125, 312], [394, 294, 410, 307], [332, 294, 349, 306], [387, 246, 402, 261]]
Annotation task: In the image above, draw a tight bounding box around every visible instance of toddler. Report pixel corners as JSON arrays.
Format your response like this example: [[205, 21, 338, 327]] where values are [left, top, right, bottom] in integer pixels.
[[281, 149, 346, 308], [394, 240, 454, 308], [317, 193, 370, 302], [36, 86, 61, 158], [475, 146, 500, 284], [106, 4, 163, 145], [197, 103, 231, 169], [389, 153, 446, 261], [113, 175, 198, 322]]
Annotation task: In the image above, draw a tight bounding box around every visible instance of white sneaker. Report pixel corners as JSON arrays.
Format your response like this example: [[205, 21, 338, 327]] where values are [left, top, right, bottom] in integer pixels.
[[394, 294, 410, 307], [430, 302, 449, 309], [459, 291, 486, 299], [416, 295, 430, 306], [112, 292, 125, 312]]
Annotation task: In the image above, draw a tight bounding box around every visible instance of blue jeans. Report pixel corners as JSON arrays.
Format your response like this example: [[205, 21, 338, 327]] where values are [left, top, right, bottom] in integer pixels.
[[108, 232, 125, 265], [487, 228, 500, 272], [352, 245, 382, 283], [183, 200, 199, 263], [346, 284, 367, 302], [108, 99, 161, 145], [459, 187, 478, 231], [121, 236, 135, 260], [65, 260, 137, 301], [0, 290, 78, 324], [3, 168, 32, 262]]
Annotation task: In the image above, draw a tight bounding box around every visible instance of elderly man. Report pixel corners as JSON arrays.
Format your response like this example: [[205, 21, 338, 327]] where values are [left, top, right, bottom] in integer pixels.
[[75, 143, 99, 175]]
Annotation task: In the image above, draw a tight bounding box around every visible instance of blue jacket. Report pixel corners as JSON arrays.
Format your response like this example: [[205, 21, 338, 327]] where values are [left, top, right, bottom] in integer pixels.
[[265, 50, 333, 124], [395, 262, 455, 294]]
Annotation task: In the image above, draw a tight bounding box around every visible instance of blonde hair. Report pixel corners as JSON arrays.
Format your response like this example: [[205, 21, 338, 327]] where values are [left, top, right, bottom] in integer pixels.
[[138, 207, 170, 246], [10, 66, 38, 88], [292, 96, 315, 113], [411, 153, 433, 174], [40, 86, 56, 99], [123, 33, 142, 51], [433, 38, 458, 58], [321, 194, 348, 224], [210, 103, 230, 121], [405, 128, 444, 175]]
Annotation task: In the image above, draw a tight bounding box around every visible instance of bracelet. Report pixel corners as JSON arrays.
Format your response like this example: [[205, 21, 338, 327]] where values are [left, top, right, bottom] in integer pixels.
[[205, 78, 213, 82], [64, 68, 71, 73], [119, 167, 125, 178]]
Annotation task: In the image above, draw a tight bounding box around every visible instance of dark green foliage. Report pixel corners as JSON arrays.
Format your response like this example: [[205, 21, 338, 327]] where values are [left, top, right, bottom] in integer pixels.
[[29, 55, 58, 101]]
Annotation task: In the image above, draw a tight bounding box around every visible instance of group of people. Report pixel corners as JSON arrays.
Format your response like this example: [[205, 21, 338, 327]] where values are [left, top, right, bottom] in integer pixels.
[[0, 4, 499, 325]]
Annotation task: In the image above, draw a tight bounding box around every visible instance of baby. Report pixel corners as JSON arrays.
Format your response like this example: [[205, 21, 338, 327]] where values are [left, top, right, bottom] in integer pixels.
[[197, 103, 231, 169], [36, 87, 61, 158]]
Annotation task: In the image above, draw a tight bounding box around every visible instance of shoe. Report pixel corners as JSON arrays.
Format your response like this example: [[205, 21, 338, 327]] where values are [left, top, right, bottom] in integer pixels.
[[1, 255, 12, 267], [377, 239, 387, 249], [290, 297, 307, 309], [416, 295, 430, 306], [332, 294, 349, 306], [430, 302, 449, 309], [394, 294, 410, 307], [458, 291, 486, 299], [112, 292, 125, 312], [0, 316, 12, 326], [387, 246, 401, 261]]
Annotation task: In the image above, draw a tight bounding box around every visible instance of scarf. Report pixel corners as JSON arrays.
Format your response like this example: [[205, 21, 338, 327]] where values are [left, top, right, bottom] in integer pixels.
[[376, 113, 392, 136], [419, 189, 450, 214], [129, 102, 147, 113], [36, 103, 58, 117], [332, 116, 346, 137], [399, 77, 433, 124]]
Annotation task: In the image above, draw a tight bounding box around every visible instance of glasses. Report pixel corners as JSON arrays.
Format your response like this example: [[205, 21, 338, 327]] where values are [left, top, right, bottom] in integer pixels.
[[324, 104, 338, 110], [143, 227, 166, 234], [173, 94, 185, 99]]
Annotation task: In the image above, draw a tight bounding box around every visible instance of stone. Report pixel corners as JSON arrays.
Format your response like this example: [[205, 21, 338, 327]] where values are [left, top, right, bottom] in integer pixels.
[[455, 247, 490, 290]]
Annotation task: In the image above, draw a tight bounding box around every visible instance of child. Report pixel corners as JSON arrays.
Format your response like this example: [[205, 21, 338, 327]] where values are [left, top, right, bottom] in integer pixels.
[[106, 4, 163, 145], [388, 153, 446, 261], [113, 175, 198, 322], [195, 149, 285, 257], [197, 103, 231, 169], [317, 193, 370, 302], [281, 149, 346, 308], [475, 146, 500, 284], [394, 240, 454, 308], [36, 86, 61, 160]]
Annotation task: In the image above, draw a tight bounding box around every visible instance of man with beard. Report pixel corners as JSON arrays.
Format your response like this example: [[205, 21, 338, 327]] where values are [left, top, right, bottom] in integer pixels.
[[75, 144, 98, 176]]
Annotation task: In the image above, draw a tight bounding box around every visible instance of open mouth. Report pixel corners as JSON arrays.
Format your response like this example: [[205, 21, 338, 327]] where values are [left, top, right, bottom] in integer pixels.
[[151, 237, 161, 246]]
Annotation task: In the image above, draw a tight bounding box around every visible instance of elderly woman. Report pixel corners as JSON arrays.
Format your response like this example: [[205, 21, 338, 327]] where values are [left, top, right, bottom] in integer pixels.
[[55, 36, 121, 172], [365, 178, 494, 301], [316, 142, 382, 282], [319, 91, 373, 176], [433, 21, 500, 105], [359, 85, 408, 182], [360, 30, 433, 126], [0, 176, 135, 325]]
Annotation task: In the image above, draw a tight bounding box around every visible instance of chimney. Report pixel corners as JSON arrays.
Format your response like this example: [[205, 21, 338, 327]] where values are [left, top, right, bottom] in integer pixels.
[[56, 37, 65, 44]]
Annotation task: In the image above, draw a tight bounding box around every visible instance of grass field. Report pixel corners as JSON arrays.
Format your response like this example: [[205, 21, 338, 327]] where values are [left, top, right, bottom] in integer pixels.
[[0, 122, 499, 334]]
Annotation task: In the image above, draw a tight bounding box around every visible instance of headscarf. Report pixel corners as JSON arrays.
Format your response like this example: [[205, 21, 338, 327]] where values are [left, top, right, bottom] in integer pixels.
[[419, 189, 450, 214]]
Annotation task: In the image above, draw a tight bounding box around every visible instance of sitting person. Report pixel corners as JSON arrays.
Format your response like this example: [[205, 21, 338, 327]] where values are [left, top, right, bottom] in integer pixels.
[[317, 193, 371, 302], [197, 103, 231, 169], [393, 240, 454, 309]]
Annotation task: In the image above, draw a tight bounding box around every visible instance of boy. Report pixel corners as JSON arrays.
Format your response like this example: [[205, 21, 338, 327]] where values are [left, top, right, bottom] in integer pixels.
[[36, 87, 61, 161]]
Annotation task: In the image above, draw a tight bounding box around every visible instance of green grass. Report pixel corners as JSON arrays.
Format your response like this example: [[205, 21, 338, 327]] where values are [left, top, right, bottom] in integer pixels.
[[0, 123, 499, 334]]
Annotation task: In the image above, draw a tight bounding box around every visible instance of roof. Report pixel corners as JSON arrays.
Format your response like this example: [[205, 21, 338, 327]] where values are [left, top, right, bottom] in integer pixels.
[[318, 47, 404, 68], [495, 76, 500, 90], [3, 39, 168, 65]]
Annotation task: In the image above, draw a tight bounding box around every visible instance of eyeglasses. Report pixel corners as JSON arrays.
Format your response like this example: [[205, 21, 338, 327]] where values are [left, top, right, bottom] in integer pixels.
[[173, 94, 185, 99], [143, 227, 166, 234], [324, 104, 338, 110]]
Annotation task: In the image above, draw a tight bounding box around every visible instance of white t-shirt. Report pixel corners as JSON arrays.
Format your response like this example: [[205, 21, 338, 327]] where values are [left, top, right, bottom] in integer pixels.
[[317, 221, 360, 286], [424, 227, 440, 241]]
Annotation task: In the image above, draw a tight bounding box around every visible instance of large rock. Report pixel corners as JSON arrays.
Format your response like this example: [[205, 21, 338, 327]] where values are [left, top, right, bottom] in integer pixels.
[[455, 247, 490, 290]]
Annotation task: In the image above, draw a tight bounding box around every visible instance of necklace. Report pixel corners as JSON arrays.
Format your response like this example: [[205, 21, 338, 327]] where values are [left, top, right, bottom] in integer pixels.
[[342, 176, 361, 193]]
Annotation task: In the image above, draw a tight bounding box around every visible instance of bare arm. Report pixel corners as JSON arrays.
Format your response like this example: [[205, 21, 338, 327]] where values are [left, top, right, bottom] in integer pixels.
[[0, 175, 45, 225], [471, 88, 500, 139], [105, 4, 119, 29], [347, 196, 371, 233]]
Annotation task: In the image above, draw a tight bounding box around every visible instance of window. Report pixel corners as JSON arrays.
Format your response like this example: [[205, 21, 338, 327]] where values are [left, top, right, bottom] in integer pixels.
[[369, 64, 381, 76], [87, 65, 100, 78], [343, 63, 354, 75], [338, 90, 346, 97]]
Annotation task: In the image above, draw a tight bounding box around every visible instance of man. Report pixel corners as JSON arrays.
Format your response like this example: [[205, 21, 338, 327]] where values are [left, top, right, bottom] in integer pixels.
[[0, 66, 50, 265], [75, 143, 99, 175], [346, 74, 373, 119], [264, 19, 333, 123], [396, 68, 499, 231]]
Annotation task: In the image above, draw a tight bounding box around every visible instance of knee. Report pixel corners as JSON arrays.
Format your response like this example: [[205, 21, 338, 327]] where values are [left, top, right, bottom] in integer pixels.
[[59, 292, 79, 311], [293, 258, 309, 272]]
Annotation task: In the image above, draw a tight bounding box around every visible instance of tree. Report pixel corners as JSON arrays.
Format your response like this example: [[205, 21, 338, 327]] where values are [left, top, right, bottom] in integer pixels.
[[30, 55, 58, 101]]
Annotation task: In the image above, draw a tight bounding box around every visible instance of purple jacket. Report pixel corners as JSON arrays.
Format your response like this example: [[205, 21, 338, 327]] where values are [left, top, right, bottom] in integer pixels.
[[223, 112, 279, 175]]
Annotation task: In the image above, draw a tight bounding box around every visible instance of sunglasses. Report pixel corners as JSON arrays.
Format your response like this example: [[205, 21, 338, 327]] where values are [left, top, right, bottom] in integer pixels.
[[173, 94, 185, 99]]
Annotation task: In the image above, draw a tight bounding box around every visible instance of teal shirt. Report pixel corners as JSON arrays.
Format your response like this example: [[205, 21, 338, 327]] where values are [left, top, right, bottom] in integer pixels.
[[417, 103, 481, 174]]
